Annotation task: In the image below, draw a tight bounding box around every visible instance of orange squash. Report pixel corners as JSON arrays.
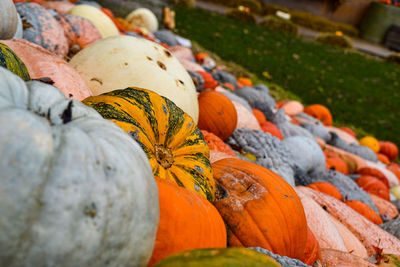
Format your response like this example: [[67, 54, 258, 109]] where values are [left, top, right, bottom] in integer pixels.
[[305, 182, 343, 201], [339, 127, 357, 139], [197, 91, 237, 141], [355, 175, 390, 201], [369, 194, 399, 220], [201, 130, 237, 157], [212, 158, 308, 260], [237, 77, 252, 87], [318, 141, 366, 171], [252, 108, 267, 124], [387, 163, 400, 183], [377, 153, 390, 165], [324, 151, 349, 174], [196, 71, 218, 90], [357, 167, 389, 188], [344, 200, 383, 225], [304, 104, 333, 126], [379, 141, 398, 161], [149, 178, 227, 266], [260, 121, 283, 140], [320, 248, 377, 267], [300, 227, 320, 265]]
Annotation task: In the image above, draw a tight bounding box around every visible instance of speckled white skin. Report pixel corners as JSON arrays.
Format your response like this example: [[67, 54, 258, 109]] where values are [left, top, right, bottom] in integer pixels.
[[0, 0, 18, 39], [0, 67, 159, 267]]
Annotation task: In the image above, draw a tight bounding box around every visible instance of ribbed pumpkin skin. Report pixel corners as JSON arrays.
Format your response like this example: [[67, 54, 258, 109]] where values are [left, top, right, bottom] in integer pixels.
[[304, 104, 333, 126], [377, 153, 390, 165], [0, 43, 30, 81], [306, 182, 343, 201], [355, 175, 390, 201], [149, 178, 227, 266], [15, 3, 68, 56], [212, 158, 308, 260], [357, 167, 389, 188], [201, 130, 237, 157], [324, 151, 349, 174], [344, 200, 383, 225], [388, 163, 400, 183], [369, 194, 399, 220], [152, 248, 282, 267], [301, 227, 320, 265], [197, 91, 237, 141], [379, 141, 399, 162], [260, 121, 283, 140], [252, 108, 267, 124], [83, 87, 215, 202]]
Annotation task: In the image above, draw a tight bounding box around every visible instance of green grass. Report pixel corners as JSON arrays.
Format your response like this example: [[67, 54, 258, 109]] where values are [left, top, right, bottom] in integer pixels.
[[174, 7, 400, 145]]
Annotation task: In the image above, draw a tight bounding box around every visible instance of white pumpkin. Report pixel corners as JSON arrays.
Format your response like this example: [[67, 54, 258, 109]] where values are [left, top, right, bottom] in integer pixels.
[[0, 0, 19, 39], [0, 67, 159, 266], [69, 35, 199, 122], [125, 8, 158, 32], [68, 4, 119, 38]]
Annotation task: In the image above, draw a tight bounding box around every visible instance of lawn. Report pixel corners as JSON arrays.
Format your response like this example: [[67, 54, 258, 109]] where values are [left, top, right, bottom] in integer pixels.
[[174, 6, 400, 145]]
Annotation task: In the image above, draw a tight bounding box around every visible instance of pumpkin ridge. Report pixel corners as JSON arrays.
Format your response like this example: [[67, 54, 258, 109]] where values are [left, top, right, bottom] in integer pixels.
[[245, 206, 276, 252], [164, 97, 186, 147]]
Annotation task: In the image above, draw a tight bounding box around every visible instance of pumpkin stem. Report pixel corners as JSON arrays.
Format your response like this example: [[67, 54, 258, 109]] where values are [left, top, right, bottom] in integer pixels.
[[155, 145, 174, 169]]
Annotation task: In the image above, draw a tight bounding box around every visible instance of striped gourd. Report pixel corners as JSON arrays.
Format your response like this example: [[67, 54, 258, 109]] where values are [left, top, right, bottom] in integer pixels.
[[0, 43, 30, 81], [83, 87, 215, 202]]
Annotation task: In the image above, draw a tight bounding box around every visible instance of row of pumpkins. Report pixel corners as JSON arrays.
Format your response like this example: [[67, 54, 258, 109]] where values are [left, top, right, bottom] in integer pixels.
[[2, 0, 400, 266]]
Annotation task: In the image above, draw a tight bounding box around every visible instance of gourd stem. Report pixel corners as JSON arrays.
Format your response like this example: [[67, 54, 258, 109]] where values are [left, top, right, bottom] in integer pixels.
[[155, 144, 174, 169]]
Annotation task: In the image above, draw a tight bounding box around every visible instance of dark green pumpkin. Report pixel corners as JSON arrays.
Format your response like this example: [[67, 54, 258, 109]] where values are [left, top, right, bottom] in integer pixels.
[[0, 43, 30, 81], [152, 248, 282, 267]]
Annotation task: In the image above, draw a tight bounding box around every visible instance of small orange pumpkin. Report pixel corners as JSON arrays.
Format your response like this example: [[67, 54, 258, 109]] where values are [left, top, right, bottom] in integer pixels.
[[377, 153, 390, 165], [196, 71, 218, 90], [201, 130, 237, 157], [237, 77, 253, 87], [355, 175, 390, 201], [369, 194, 399, 220], [339, 127, 357, 138], [252, 108, 267, 124], [304, 104, 333, 126], [344, 200, 383, 225], [197, 91, 237, 141], [305, 182, 343, 201], [379, 141, 399, 162], [260, 121, 283, 140], [388, 163, 400, 183], [357, 167, 389, 188], [324, 151, 349, 174]]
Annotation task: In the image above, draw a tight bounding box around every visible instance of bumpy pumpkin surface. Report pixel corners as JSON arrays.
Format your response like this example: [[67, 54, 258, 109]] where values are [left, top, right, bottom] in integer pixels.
[[149, 178, 226, 266], [0, 43, 30, 81], [83, 87, 215, 202], [153, 248, 282, 267], [0, 67, 159, 266], [15, 2, 68, 56], [212, 158, 308, 259]]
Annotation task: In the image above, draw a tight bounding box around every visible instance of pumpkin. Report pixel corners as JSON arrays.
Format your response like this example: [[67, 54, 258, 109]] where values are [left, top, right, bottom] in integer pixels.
[[152, 248, 282, 267], [0, 0, 19, 39], [357, 167, 390, 188], [369, 194, 399, 220], [344, 200, 383, 224], [388, 163, 400, 183], [327, 214, 368, 258], [169, 45, 194, 62], [83, 87, 215, 202], [300, 121, 331, 142], [355, 175, 390, 201], [55, 14, 102, 57], [0, 43, 30, 81], [300, 227, 320, 265], [297, 186, 400, 255], [326, 126, 359, 144], [305, 182, 343, 201], [196, 71, 218, 90], [377, 254, 400, 267], [379, 141, 399, 162], [390, 186, 400, 199], [41, 1, 74, 13], [15, 2, 69, 56], [195, 52, 210, 64], [320, 249, 377, 267], [338, 153, 358, 174], [364, 160, 399, 187], [381, 217, 400, 242], [319, 141, 366, 171], [70, 35, 199, 122], [339, 126, 357, 139], [149, 178, 226, 266], [237, 77, 253, 87], [324, 151, 349, 174], [1, 39, 92, 101], [209, 150, 237, 163], [197, 91, 237, 141], [281, 100, 304, 116], [125, 8, 158, 32], [295, 188, 348, 252], [378, 153, 391, 165], [359, 136, 380, 153], [201, 130, 237, 157], [232, 101, 262, 131], [0, 67, 159, 266], [212, 158, 308, 259], [260, 121, 284, 140], [68, 4, 119, 38], [252, 108, 267, 124], [304, 104, 333, 126]]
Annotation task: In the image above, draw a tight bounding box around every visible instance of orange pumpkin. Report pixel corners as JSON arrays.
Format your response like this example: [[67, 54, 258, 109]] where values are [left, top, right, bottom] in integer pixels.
[[196, 71, 218, 90], [237, 77, 252, 87], [324, 151, 349, 174], [357, 167, 389, 188], [201, 130, 237, 157], [212, 158, 308, 260], [0, 39, 92, 101], [320, 248, 377, 267], [355, 175, 390, 201], [300, 227, 320, 265], [252, 108, 267, 124], [369, 194, 399, 220], [281, 100, 304, 116], [305, 182, 343, 201], [197, 91, 237, 141], [260, 121, 283, 140], [194, 52, 210, 64], [344, 200, 383, 225], [388, 163, 400, 183], [339, 127, 357, 139], [149, 178, 227, 266], [379, 141, 399, 161], [377, 153, 390, 165], [304, 104, 333, 126]]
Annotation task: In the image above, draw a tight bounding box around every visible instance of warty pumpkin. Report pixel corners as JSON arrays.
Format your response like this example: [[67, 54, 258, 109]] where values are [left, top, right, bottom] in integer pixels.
[[1, 39, 92, 101], [70, 35, 199, 122], [379, 141, 399, 162], [212, 158, 308, 260], [304, 104, 333, 126], [197, 90, 237, 141], [0, 0, 19, 39], [0, 43, 30, 81], [15, 2, 69, 56], [344, 200, 383, 224], [0, 67, 159, 266], [355, 175, 390, 201], [83, 87, 215, 202], [305, 181, 343, 201], [149, 178, 226, 266]]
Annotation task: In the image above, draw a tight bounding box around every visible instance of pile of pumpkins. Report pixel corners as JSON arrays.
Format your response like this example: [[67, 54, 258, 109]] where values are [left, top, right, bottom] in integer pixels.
[[2, 0, 400, 266]]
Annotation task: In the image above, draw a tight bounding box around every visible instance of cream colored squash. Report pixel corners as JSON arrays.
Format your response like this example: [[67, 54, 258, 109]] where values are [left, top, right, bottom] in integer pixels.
[[232, 101, 261, 131], [70, 35, 199, 122], [0, 0, 19, 39], [68, 4, 119, 38], [0, 67, 159, 266], [125, 8, 158, 32], [390, 185, 400, 199]]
